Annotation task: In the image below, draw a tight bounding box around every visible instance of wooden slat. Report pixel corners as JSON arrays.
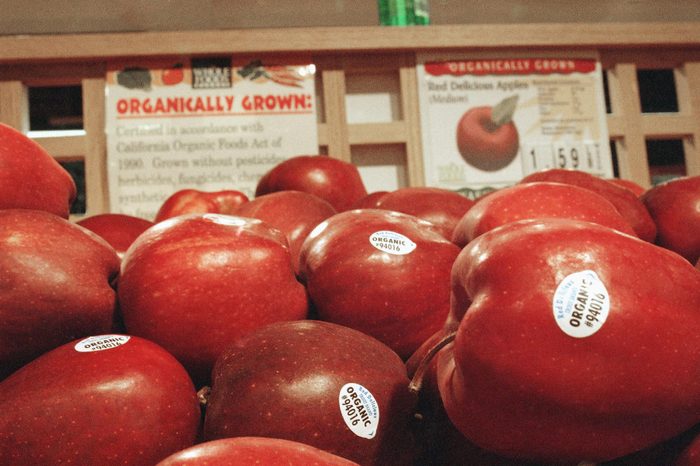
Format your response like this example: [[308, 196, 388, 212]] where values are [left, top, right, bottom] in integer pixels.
[[81, 78, 109, 216], [31, 133, 86, 160], [0, 81, 28, 131], [399, 57, 425, 187], [322, 68, 351, 162], [676, 62, 700, 176], [348, 122, 406, 145]]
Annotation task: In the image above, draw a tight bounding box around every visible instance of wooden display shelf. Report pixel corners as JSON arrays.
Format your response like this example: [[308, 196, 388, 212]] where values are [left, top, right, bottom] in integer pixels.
[[1, 23, 699, 217]]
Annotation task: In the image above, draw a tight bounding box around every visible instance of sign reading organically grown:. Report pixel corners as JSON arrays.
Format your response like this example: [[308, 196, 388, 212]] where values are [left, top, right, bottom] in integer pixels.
[[417, 53, 613, 198], [105, 57, 318, 219]]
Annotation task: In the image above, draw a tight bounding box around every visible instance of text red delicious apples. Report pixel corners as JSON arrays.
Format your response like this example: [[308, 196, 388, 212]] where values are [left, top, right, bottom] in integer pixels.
[[375, 186, 475, 241], [77, 213, 154, 258], [641, 175, 700, 264], [157, 437, 360, 466], [439, 218, 700, 463], [0, 209, 120, 379], [0, 334, 200, 465], [456, 102, 519, 171], [0, 123, 76, 218], [521, 168, 656, 242], [233, 190, 336, 274], [203, 320, 417, 466], [255, 155, 368, 211], [154, 188, 249, 222], [118, 214, 308, 386], [299, 209, 460, 359], [452, 181, 636, 247]]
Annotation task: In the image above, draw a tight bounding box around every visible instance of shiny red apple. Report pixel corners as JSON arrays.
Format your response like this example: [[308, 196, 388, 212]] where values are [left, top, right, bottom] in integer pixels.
[[0, 209, 120, 379], [521, 168, 656, 242], [157, 437, 360, 466], [298, 209, 460, 359], [255, 155, 368, 211], [351, 190, 389, 209], [439, 218, 700, 463], [0, 122, 76, 218], [641, 175, 700, 264], [118, 214, 308, 386], [452, 181, 636, 247], [202, 320, 417, 466], [607, 177, 646, 196], [0, 334, 200, 465], [154, 188, 249, 222], [233, 190, 336, 274], [77, 213, 154, 258], [375, 186, 475, 241], [456, 105, 519, 171]]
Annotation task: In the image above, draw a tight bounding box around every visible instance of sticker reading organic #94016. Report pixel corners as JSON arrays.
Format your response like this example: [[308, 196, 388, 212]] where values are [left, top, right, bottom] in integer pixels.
[[338, 383, 380, 440], [369, 231, 416, 256], [552, 270, 610, 338], [74, 335, 131, 353]]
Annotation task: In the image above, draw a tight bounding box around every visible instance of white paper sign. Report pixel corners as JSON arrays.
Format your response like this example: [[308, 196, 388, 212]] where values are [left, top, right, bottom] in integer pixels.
[[417, 54, 613, 198], [105, 58, 318, 219]]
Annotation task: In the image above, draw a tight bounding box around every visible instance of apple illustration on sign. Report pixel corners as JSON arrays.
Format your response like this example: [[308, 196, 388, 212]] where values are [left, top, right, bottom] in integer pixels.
[[154, 188, 249, 222], [118, 214, 308, 386], [77, 213, 155, 258], [0, 209, 120, 379], [0, 334, 200, 465], [298, 209, 461, 359], [641, 175, 700, 264], [451, 181, 637, 247], [0, 122, 76, 218], [202, 320, 417, 466], [157, 437, 360, 466], [456, 95, 519, 171], [439, 218, 700, 463]]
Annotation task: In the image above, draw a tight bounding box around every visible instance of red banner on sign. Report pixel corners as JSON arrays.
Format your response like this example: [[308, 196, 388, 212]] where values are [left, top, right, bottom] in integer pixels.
[[425, 59, 597, 76]]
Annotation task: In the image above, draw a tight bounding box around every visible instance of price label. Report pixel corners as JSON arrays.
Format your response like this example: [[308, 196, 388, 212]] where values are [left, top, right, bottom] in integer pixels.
[[522, 142, 605, 176]]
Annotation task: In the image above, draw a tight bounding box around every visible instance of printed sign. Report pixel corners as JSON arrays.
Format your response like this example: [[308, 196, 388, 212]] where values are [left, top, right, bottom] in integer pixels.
[[105, 58, 318, 219], [417, 54, 613, 198]]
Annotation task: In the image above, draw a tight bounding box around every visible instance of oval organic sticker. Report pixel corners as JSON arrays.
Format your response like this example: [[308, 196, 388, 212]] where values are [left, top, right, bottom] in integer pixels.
[[338, 383, 380, 439], [369, 230, 416, 256], [552, 270, 610, 338], [74, 335, 131, 353]]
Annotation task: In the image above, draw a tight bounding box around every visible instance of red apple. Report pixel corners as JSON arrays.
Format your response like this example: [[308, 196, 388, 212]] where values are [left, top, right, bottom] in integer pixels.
[[456, 103, 519, 171], [607, 177, 646, 197], [375, 186, 475, 241], [157, 437, 360, 466], [675, 427, 700, 466], [255, 155, 368, 211], [0, 334, 200, 465], [521, 168, 657, 242], [298, 209, 460, 359], [439, 218, 700, 463], [77, 213, 155, 258], [233, 190, 336, 274], [452, 181, 637, 247], [154, 188, 249, 223], [202, 320, 417, 466], [641, 175, 700, 264], [351, 190, 389, 209], [0, 209, 120, 379], [118, 214, 308, 386], [0, 122, 76, 218]]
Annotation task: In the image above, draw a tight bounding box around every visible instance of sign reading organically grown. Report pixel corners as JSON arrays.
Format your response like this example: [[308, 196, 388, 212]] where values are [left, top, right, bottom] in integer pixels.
[[416, 53, 613, 198], [105, 57, 318, 219]]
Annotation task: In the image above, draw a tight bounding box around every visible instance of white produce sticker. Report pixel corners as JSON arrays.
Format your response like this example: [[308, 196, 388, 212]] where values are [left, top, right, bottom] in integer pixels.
[[75, 335, 131, 352], [553, 270, 610, 338], [338, 383, 380, 439], [369, 230, 416, 255]]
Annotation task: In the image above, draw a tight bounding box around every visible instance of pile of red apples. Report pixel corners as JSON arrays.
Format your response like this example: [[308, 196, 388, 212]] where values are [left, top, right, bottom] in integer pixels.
[[1, 121, 700, 466]]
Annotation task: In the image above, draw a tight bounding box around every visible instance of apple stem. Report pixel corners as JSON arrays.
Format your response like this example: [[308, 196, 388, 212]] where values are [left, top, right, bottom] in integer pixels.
[[408, 331, 457, 395], [197, 386, 211, 406]]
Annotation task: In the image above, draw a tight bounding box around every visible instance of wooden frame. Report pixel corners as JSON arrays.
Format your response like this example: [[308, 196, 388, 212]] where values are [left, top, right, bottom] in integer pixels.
[[1, 23, 699, 218]]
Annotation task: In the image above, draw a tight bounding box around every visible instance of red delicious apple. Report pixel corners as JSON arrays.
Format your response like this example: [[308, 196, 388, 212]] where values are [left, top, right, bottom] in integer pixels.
[[439, 218, 700, 463], [154, 188, 249, 223], [255, 155, 368, 211], [521, 168, 657, 242], [641, 175, 700, 264], [0, 122, 76, 218], [607, 177, 646, 197], [374, 186, 475, 241], [452, 181, 637, 247], [232, 190, 337, 274], [298, 208, 461, 359], [77, 213, 154, 258], [351, 190, 388, 209], [0, 209, 120, 379], [202, 320, 417, 466], [157, 437, 360, 466], [0, 334, 200, 465], [118, 213, 308, 386], [675, 428, 700, 466], [456, 99, 519, 171]]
